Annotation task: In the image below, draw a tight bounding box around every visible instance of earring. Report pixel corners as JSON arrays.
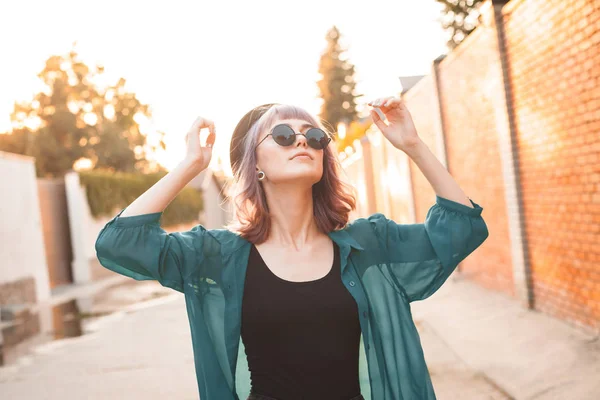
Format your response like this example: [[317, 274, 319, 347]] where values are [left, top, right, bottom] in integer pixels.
[[257, 170, 266, 181]]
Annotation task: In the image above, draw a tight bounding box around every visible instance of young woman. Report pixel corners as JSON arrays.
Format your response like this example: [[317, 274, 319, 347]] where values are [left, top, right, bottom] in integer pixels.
[[95, 96, 489, 400]]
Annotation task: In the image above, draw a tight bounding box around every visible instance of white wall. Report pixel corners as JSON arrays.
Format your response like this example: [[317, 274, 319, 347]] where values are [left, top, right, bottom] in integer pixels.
[[202, 180, 231, 229], [0, 151, 50, 303], [64, 171, 116, 285]]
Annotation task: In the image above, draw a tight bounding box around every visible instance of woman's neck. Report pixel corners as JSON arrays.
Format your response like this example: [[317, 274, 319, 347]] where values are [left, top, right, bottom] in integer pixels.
[[262, 184, 322, 250]]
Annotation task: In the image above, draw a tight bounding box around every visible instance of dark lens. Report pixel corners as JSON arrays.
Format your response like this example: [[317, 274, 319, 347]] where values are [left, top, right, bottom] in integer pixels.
[[306, 128, 330, 150], [272, 124, 296, 146]]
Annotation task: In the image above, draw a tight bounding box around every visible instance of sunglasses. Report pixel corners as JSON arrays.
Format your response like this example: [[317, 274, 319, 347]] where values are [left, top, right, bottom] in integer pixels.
[[255, 123, 332, 150]]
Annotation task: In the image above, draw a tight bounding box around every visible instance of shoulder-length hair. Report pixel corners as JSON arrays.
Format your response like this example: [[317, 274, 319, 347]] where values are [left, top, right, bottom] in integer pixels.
[[224, 104, 357, 244]]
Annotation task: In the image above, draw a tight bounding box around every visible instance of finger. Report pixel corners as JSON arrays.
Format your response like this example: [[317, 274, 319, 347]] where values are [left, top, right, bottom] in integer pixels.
[[206, 131, 216, 148], [370, 109, 388, 131], [189, 117, 215, 134], [206, 120, 216, 135], [186, 129, 200, 148], [378, 96, 393, 108], [383, 97, 401, 108], [383, 97, 394, 107], [368, 98, 382, 107], [189, 117, 204, 133], [369, 97, 394, 108]]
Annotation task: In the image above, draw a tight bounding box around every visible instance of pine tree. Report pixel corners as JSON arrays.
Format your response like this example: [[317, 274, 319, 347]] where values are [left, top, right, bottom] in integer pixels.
[[435, 0, 485, 50], [316, 26, 362, 136]]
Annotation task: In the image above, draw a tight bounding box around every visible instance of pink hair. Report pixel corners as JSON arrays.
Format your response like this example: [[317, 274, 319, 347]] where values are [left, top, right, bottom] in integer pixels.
[[224, 104, 357, 244]]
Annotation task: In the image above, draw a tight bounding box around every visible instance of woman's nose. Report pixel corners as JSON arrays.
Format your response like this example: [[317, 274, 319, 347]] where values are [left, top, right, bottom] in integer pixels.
[[295, 134, 308, 147]]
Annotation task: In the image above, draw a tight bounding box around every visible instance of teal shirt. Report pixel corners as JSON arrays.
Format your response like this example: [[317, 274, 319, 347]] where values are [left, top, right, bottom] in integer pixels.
[[95, 195, 488, 400]]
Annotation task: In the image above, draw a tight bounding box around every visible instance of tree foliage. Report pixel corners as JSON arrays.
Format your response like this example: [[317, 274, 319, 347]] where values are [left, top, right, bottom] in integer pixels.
[[0, 46, 166, 177], [335, 118, 372, 155], [435, 0, 485, 50], [316, 26, 362, 137]]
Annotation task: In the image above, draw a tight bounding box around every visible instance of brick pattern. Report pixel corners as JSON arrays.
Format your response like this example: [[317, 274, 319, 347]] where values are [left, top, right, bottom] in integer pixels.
[[432, 15, 516, 296], [502, 0, 600, 332], [402, 0, 599, 333]]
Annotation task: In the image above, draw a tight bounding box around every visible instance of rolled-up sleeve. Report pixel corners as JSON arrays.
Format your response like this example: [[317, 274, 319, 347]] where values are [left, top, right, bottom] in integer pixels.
[[368, 195, 489, 302], [95, 208, 203, 293]]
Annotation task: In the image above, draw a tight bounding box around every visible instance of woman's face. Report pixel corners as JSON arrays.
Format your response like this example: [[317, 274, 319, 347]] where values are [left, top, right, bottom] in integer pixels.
[[255, 118, 326, 185]]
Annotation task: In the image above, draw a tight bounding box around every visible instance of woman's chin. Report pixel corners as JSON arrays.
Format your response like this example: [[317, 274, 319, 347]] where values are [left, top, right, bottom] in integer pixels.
[[273, 169, 322, 183]]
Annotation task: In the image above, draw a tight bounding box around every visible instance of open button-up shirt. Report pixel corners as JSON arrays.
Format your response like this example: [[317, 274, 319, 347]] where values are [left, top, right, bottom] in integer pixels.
[[95, 195, 488, 399]]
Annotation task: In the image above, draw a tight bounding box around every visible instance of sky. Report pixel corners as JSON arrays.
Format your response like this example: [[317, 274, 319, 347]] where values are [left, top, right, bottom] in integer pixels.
[[0, 0, 448, 175]]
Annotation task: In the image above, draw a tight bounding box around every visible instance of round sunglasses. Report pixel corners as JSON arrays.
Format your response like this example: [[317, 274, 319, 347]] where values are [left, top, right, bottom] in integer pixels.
[[255, 123, 332, 150]]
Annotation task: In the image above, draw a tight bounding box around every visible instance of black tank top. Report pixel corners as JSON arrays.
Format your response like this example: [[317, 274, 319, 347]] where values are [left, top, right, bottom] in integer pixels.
[[241, 240, 362, 400]]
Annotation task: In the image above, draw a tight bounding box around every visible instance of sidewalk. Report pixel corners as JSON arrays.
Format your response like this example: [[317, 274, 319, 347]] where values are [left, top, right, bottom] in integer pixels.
[[411, 274, 600, 400], [1, 273, 598, 399], [0, 284, 199, 399]]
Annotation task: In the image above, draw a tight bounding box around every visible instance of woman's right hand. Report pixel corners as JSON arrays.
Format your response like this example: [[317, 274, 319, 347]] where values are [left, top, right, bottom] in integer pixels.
[[184, 116, 216, 171]]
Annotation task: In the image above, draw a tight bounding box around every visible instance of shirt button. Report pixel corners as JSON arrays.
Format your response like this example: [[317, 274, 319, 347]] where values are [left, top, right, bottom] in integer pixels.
[[349, 281, 355, 287], [363, 311, 368, 318]]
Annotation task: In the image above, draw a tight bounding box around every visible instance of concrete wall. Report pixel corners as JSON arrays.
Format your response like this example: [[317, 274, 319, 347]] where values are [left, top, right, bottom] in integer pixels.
[[0, 151, 50, 305], [64, 171, 134, 284], [202, 177, 232, 229], [37, 178, 73, 288]]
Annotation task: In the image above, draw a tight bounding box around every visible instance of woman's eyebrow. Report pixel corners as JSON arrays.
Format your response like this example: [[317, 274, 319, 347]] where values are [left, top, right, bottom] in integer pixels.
[[299, 123, 316, 130]]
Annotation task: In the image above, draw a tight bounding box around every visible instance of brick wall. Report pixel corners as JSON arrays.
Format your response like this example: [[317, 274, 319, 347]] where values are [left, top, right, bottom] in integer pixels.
[[340, 0, 599, 333], [501, 0, 600, 331], [401, 0, 600, 332], [405, 6, 516, 296]]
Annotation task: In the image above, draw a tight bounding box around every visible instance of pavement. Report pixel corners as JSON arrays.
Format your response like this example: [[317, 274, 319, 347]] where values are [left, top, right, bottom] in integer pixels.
[[0, 273, 598, 400], [411, 274, 600, 400], [0, 279, 198, 399]]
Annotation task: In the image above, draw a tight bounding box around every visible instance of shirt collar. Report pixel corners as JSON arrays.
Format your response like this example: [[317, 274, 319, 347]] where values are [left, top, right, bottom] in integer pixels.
[[223, 226, 364, 254], [327, 228, 364, 251]]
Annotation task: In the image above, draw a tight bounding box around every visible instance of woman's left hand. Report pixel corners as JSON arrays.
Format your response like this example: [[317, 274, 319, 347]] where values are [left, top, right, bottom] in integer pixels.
[[368, 96, 422, 153]]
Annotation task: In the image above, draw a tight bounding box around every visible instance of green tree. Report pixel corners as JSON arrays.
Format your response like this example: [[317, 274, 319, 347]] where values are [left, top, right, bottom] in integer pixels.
[[316, 26, 362, 136], [0, 46, 166, 177], [435, 0, 485, 50]]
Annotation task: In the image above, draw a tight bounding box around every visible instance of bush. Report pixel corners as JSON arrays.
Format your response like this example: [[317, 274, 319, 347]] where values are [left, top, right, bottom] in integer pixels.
[[79, 169, 203, 227]]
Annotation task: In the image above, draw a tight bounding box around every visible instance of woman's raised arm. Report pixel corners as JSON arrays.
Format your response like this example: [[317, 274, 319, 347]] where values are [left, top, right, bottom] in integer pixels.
[[94, 116, 216, 292], [120, 116, 216, 217]]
